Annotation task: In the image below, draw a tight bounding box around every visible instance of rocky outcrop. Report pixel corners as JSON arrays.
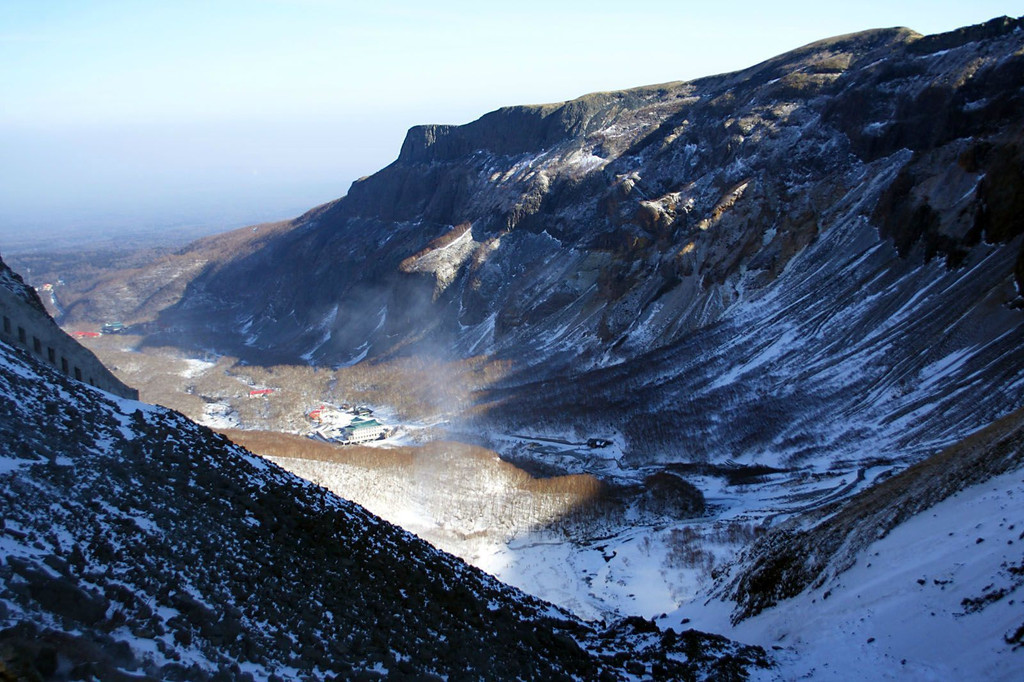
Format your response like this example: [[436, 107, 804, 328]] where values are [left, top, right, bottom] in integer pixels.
[[0, 255, 137, 399], [156, 19, 1023, 367], [395, 87, 685, 164]]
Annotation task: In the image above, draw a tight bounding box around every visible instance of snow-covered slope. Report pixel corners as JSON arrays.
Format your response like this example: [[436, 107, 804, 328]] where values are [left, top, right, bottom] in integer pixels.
[[680, 408, 1024, 679], [686, 468, 1024, 680], [0, 332, 771, 679]]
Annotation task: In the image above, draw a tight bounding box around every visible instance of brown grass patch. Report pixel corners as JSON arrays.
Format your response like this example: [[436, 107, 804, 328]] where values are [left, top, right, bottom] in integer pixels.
[[219, 428, 414, 470]]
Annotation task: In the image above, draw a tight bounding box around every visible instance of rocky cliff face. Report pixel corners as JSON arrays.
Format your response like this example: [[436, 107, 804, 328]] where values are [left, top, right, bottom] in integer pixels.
[[92, 18, 1024, 473], [0, 255, 138, 399]]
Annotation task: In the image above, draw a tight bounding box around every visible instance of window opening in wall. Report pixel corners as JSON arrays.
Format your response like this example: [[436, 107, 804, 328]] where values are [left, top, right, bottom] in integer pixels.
[[61, 358, 68, 373], [74, 367, 81, 381], [33, 336, 41, 353], [2, 316, 9, 333], [48, 347, 55, 363], [18, 327, 25, 343]]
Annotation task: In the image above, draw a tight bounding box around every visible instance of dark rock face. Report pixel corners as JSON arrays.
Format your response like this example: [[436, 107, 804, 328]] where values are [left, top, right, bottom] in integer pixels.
[[0, 255, 138, 399], [160, 18, 1023, 361], [0, 256, 48, 315]]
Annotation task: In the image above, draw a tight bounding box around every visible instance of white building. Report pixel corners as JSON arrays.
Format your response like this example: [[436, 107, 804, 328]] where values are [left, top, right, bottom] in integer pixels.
[[341, 418, 386, 444]]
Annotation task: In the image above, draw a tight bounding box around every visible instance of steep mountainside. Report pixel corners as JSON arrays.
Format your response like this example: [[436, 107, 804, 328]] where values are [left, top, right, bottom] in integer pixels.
[[114, 17, 1024, 474], [153, 18, 1023, 363], [682, 407, 1024, 679], [0, 265, 769, 680], [0, 256, 137, 400]]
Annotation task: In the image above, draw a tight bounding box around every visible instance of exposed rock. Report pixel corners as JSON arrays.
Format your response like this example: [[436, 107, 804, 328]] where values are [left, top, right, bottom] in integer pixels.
[[0, 255, 137, 399], [127, 19, 1022, 377]]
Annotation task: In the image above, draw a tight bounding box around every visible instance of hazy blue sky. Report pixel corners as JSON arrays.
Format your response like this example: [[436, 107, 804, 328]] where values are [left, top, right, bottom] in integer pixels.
[[1, 1, 1019, 248]]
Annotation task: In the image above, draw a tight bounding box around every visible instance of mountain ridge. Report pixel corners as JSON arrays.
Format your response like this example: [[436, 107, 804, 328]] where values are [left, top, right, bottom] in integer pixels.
[[153, 15, 1022, 358], [24, 17, 1024, 482]]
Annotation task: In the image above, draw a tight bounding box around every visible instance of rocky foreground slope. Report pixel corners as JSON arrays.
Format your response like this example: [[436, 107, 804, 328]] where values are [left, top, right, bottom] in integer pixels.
[[0, 259, 770, 680]]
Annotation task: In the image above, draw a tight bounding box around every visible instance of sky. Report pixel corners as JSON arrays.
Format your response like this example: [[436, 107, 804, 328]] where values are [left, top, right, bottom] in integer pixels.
[[1, 0, 1020, 250]]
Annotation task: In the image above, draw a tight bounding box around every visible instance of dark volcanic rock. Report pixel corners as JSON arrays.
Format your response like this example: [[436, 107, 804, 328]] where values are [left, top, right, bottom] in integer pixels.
[[152, 18, 1023, 370]]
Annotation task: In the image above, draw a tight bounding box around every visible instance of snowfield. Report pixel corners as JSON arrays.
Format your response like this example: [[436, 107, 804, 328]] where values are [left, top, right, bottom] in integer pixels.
[[682, 468, 1024, 680]]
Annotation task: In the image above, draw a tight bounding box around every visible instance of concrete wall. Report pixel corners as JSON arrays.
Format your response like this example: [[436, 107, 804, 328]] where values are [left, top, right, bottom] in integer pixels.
[[0, 265, 138, 401]]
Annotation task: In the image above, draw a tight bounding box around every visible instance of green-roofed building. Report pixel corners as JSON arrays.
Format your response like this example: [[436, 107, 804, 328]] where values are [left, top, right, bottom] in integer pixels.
[[342, 418, 386, 443]]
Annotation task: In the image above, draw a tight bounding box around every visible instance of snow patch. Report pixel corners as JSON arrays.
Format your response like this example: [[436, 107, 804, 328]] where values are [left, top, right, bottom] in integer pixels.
[[682, 469, 1024, 680], [197, 402, 238, 429]]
